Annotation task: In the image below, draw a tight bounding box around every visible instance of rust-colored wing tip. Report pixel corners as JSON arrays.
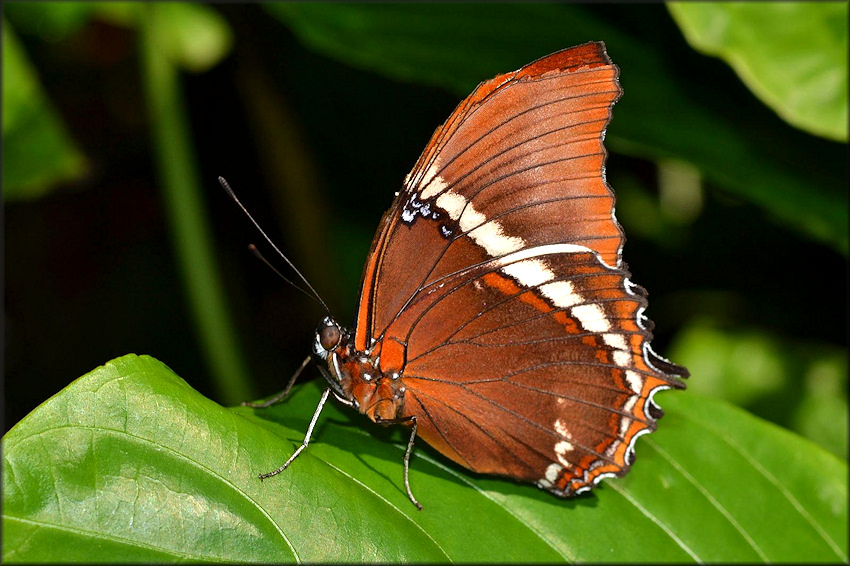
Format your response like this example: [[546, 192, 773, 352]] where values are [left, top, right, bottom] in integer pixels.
[[518, 41, 612, 78]]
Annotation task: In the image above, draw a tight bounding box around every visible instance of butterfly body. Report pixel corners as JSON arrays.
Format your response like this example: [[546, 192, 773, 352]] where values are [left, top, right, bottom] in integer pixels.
[[312, 316, 404, 423], [260, 40, 687, 505]]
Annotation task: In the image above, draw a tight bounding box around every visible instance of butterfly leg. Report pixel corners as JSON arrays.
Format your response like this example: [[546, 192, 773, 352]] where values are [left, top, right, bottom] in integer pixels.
[[258, 386, 331, 480], [243, 355, 311, 408], [375, 415, 423, 511], [402, 418, 423, 511]]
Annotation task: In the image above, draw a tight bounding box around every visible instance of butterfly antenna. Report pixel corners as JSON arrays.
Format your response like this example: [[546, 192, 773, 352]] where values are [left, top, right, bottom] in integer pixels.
[[219, 176, 331, 314], [247, 244, 325, 306]]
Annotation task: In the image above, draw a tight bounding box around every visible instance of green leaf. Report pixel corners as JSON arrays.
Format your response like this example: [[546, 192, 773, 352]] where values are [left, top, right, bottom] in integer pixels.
[[264, 4, 847, 254], [6, 2, 233, 72], [2, 2, 97, 41], [670, 322, 792, 407], [146, 3, 233, 73], [669, 320, 849, 459], [794, 354, 850, 461], [667, 2, 848, 142], [3, 355, 847, 562], [2, 19, 87, 201]]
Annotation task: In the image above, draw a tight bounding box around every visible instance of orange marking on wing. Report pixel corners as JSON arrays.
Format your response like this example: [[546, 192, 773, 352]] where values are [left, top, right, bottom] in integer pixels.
[[614, 421, 652, 466], [597, 425, 618, 456], [619, 317, 639, 333], [354, 250, 381, 351], [519, 290, 554, 314], [557, 470, 577, 487], [571, 454, 601, 482], [630, 336, 653, 374], [610, 367, 628, 392], [553, 311, 581, 335], [607, 408, 622, 435], [482, 272, 521, 296], [612, 300, 640, 330], [587, 463, 622, 483], [632, 397, 649, 422], [379, 338, 406, 374]]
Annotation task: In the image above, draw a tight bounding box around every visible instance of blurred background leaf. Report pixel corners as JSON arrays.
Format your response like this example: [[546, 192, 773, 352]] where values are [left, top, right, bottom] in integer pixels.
[[145, 2, 232, 72], [5, 0, 250, 405], [668, 2, 848, 142], [668, 319, 848, 459], [266, 3, 848, 254], [138, 2, 250, 404], [2, 18, 87, 200]]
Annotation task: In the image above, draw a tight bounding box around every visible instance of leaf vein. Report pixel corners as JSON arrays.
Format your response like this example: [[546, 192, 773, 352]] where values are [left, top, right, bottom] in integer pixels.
[[644, 437, 768, 561], [606, 482, 702, 562], [11, 424, 301, 562], [676, 413, 848, 561]]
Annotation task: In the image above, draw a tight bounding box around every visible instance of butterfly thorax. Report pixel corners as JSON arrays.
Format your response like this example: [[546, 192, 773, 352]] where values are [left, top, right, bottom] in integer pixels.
[[313, 316, 404, 422]]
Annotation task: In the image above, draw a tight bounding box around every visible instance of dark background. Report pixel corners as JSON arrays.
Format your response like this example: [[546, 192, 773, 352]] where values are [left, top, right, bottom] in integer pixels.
[[4, 4, 847, 459]]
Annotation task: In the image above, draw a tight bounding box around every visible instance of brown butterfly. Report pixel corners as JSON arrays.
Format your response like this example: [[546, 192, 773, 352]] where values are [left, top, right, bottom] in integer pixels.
[[225, 40, 688, 510]]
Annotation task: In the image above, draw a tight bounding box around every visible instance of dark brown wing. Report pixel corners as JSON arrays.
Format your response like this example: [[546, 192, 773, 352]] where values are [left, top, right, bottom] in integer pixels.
[[354, 41, 687, 496]]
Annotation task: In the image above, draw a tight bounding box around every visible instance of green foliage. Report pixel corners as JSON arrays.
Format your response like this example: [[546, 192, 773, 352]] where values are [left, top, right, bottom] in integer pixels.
[[137, 3, 250, 405], [139, 2, 232, 72], [2, 2, 231, 202], [3, 4, 847, 563], [670, 320, 849, 459], [668, 2, 848, 142], [7, 1, 248, 403], [2, 355, 847, 562], [3, 2, 99, 40], [2, 19, 87, 200], [265, 3, 848, 255]]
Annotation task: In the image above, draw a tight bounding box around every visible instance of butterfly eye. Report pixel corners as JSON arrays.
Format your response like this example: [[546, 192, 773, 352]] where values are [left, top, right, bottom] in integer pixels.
[[318, 321, 341, 351]]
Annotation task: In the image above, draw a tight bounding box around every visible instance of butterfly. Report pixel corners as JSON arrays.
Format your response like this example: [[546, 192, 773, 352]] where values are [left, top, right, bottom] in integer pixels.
[[225, 40, 688, 510]]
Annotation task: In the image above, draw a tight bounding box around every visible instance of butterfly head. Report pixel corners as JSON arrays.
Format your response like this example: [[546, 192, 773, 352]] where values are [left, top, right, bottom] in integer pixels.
[[312, 316, 346, 361], [312, 316, 404, 421], [312, 316, 356, 402]]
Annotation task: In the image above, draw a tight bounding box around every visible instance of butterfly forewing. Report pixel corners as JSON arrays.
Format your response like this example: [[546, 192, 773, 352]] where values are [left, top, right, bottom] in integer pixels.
[[355, 42, 622, 350], [351, 41, 686, 497]]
